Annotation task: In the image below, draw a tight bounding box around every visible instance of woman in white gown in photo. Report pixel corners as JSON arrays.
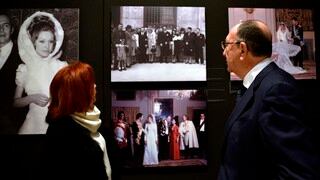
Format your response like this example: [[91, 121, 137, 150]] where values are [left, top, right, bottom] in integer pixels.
[[143, 114, 159, 165], [272, 22, 306, 74], [13, 11, 67, 134]]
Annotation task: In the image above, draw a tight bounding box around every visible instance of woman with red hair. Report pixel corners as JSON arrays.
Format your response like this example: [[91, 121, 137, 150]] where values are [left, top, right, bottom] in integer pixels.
[[46, 61, 111, 180]]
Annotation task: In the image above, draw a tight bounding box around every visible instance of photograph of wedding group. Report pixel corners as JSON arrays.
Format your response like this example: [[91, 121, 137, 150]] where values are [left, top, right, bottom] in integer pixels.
[[228, 8, 316, 80], [111, 6, 206, 82], [110, 90, 208, 168]]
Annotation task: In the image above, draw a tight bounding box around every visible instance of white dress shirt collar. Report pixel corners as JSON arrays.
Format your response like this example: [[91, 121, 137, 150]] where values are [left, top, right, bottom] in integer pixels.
[[0, 41, 13, 70], [243, 58, 272, 89], [200, 119, 205, 132]]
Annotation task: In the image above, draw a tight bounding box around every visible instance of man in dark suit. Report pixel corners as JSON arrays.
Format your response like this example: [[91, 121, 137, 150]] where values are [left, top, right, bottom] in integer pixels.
[[194, 28, 206, 64], [197, 113, 207, 158], [218, 20, 319, 180], [138, 27, 148, 63], [183, 27, 195, 64], [0, 11, 24, 134], [158, 26, 171, 63], [112, 23, 127, 71], [291, 17, 304, 68]]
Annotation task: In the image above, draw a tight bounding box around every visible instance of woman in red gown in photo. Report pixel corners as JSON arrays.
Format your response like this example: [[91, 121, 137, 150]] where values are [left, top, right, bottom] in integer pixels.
[[170, 119, 180, 160]]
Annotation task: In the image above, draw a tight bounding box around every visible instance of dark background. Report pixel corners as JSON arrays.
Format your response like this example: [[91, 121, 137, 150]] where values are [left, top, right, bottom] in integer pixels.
[[7, 8, 79, 61], [1, 0, 319, 180]]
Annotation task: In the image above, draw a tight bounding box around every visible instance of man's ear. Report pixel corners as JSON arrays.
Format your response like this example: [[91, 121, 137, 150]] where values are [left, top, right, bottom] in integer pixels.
[[239, 42, 248, 60], [240, 42, 248, 53], [239, 41, 248, 55]]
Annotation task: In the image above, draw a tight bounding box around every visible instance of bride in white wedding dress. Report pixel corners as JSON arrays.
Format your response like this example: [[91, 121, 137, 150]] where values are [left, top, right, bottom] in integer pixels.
[[143, 114, 159, 165], [13, 12, 67, 134], [272, 22, 306, 75]]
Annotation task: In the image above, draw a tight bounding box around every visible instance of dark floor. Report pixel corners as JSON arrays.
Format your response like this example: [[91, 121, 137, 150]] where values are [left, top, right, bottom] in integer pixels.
[[143, 158, 207, 167]]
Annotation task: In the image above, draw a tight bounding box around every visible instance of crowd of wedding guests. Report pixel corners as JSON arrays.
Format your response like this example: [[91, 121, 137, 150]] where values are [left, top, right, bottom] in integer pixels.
[[111, 23, 206, 71], [113, 111, 207, 166]]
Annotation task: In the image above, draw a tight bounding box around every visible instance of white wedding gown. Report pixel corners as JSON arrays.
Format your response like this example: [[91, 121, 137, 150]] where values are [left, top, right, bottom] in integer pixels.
[[272, 42, 306, 74], [143, 122, 159, 165], [16, 11, 67, 134]]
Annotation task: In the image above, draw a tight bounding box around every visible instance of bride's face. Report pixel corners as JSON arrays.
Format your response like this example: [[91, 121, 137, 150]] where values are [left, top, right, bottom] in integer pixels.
[[34, 30, 54, 58]]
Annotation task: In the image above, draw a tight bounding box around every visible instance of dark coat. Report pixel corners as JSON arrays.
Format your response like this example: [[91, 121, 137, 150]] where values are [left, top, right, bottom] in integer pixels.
[[291, 24, 304, 46], [138, 32, 148, 49], [183, 32, 195, 56], [45, 115, 108, 180], [218, 62, 319, 180], [173, 33, 184, 53], [194, 33, 206, 49], [0, 42, 25, 134]]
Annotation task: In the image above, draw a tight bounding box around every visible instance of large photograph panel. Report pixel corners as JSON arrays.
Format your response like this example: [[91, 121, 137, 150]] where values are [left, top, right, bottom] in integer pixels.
[[228, 8, 316, 80], [0, 8, 79, 134], [111, 6, 206, 82], [110, 89, 208, 168]]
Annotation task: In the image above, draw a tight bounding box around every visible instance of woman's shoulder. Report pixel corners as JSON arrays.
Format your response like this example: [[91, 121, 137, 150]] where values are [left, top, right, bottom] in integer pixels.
[[15, 63, 27, 86], [16, 63, 27, 72], [57, 60, 68, 66], [16, 63, 27, 78], [46, 115, 73, 134], [46, 115, 89, 136]]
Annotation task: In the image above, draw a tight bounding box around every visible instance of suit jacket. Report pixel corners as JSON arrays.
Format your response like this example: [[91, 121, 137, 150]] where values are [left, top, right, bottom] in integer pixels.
[[218, 62, 319, 180], [0, 42, 21, 110], [45, 115, 108, 180], [183, 32, 195, 53], [0, 42, 25, 134], [194, 33, 206, 49], [197, 119, 206, 135], [138, 32, 148, 50], [291, 24, 303, 46]]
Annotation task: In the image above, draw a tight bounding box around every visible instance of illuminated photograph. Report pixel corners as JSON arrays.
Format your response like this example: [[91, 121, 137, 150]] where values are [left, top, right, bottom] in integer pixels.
[[0, 9, 79, 134], [111, 89, 208, 168], [228, 8, 316, 80], [111, 6, 206, 82]]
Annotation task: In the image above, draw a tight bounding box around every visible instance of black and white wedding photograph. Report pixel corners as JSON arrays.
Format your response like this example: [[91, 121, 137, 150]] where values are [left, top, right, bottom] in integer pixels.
[[111, 6, 206, 82], [0, 8, 79, 134]]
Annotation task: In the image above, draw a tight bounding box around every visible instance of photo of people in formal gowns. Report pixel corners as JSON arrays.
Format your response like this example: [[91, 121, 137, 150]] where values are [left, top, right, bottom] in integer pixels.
[[111, 6, 206, 82], [170, 117, 180, 160], [0, 9, 79, 134], [228, 8, 316, 80], [143, 114, 159, 166], [111, 90, 208, 168], [179, 114, 199, 159]]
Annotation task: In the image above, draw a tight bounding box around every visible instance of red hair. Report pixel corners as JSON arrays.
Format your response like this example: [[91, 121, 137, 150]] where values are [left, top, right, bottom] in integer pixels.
[[48, 61, 96, 120]]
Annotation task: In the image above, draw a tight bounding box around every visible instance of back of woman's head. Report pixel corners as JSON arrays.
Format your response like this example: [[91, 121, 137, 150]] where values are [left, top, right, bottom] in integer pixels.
[[48, 61, 96, 120]]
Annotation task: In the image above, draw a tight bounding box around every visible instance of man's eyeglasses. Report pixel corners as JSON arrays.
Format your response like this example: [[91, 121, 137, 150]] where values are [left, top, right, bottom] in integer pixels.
[[221, 41, 241, 50]]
